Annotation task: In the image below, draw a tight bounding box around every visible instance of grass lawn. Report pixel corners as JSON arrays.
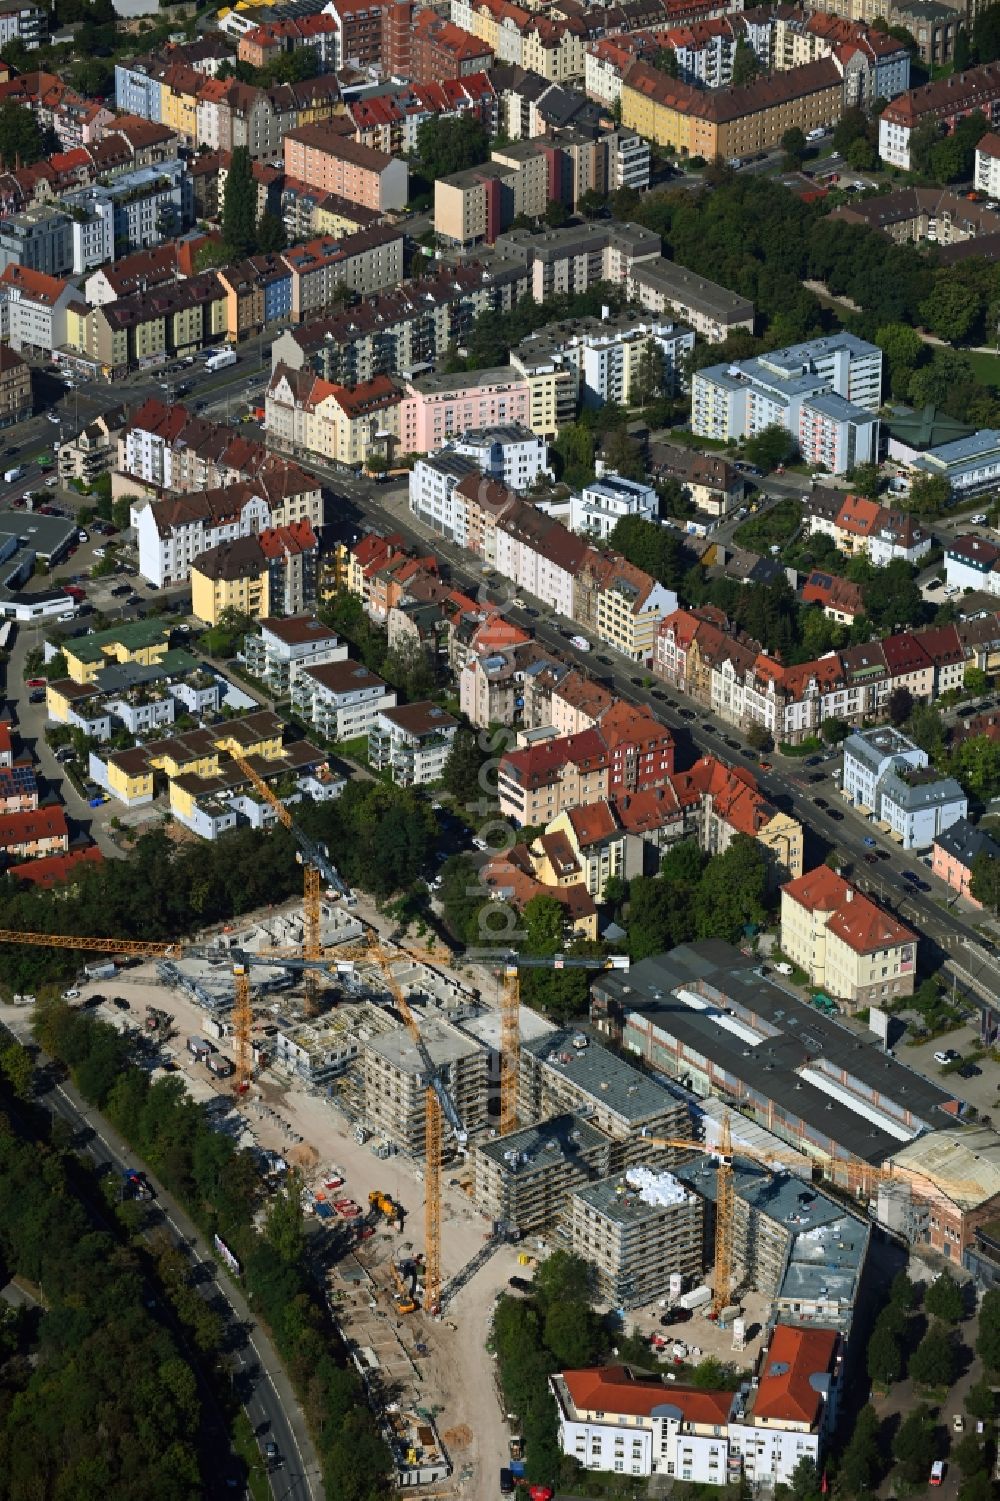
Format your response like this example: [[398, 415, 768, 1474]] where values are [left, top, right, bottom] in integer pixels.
[[667, 428, 732, 452], [329, 734, 370, 765], [968, 350, 1000, 387], [733, 497, 803, 552]]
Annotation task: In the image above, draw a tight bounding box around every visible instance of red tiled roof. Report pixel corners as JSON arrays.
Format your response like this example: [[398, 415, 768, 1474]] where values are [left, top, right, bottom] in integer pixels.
[[752, 1326, 840, 1426], [0, 805, 68, 847], [8, 845, 103, 888], [782, 863, 851, 914], [783, 864, 915, 953], [561, 1366, 734, 1424]]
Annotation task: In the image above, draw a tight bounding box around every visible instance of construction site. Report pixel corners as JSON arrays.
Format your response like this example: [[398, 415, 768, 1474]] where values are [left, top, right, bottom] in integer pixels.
[[0, 791, 886, 1501]]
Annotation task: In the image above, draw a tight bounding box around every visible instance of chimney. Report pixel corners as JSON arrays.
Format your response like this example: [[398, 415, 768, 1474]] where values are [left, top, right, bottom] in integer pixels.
[[845, 888, 854, 902]]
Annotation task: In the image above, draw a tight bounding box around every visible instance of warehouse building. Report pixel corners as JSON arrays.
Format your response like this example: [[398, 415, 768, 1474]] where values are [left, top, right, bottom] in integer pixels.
[[570, 1166, 703, 1308], [363, 1017, 487, 1155], [520, 1028, 692, 1173], [474, 1114, 609, 1232], [880, 1124, 1000, 1262], [591, 940, 959, 1185], [674, 1159, 869, 1334]]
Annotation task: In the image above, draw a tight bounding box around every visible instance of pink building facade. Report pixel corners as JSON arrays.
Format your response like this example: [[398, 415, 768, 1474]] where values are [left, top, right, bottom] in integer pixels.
[[931, 817, 999, 910], [398, 368, 531, 453]]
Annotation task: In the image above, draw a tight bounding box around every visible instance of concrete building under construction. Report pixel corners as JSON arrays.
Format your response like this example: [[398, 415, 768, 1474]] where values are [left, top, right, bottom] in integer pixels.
[[363, 1016, 487, 1154], [519, 1028, 692, 1172], [674, 1158, 869, 1334], [570, 1166, 704, 1308], [475, 1115, 610, 1232]]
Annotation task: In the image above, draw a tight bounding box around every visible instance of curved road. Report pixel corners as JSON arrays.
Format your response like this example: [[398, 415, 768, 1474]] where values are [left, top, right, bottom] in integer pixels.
[[27, 1046, 322, 1501]]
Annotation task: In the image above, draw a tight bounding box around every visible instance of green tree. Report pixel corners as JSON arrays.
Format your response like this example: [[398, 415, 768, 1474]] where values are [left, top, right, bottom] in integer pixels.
[[838, 1406, 881, 1496], [543, 1300, 601, 1367], [533, 1249, 596, 1308], [893, 1403, 937, 1483], [888, 686, 913, 726], [578, 188, 607, 219], [788, 1456, 821, 1501], [222, 145, 257, 258], [0, 99, 44, 166], [256, 210, 286, 253], [920, 279, 983, 342], [861, 558, 923, 630], [959, 1473, 994, 1501], [693, 835, 768, 942], [976, 1287, 1000, 1371], [867, 1320, 902, 1386], [966, 1379, 997, 1423], [876, 321, 924, 396], [954, 734, 1000, 796], [953, 1432, 987, 1475], [847, 134, 878, 171], [731, 38, 759, 85], [264, 1173, 305, 1265], [442, 727, 490, 808], [953, 25, 971, 68], [551, 422, 595, 488], [909, 119, 944, 175], [415, 114, 490, 180], [848, 460, 882, 500], [781, 126, 807, 168], [910, 1323, 956, 1388], [653, 45, 679, 76], [821, 716, 850, 745], [608, 514, 684, 588], [970, 847, 1000, 913], [543, 198, 570, 228], [908, 701, 946, 759], [890, 1270, 916, 1309], [0, 1040, 33, 1100], [744, 422, 797, 471]]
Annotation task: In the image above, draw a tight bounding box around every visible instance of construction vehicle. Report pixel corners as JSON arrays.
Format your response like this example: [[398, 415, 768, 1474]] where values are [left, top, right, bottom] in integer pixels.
[[391, 1257, 419, 1314], [225, 745, 347, 1015], [494, 954, 630, 1135], [368, 1190, 405, 1229]]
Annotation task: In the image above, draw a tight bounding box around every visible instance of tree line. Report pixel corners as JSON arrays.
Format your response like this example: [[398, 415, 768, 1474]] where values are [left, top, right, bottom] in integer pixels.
[[0, 1062, 205, 1498], [32, 1001, 392, 1501]]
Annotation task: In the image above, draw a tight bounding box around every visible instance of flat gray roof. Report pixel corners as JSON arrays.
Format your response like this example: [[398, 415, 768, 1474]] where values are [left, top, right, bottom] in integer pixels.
[[674, 1157, 867, 1329], [593, 942, 958, 1165], [632, 258, 754, 321], [478, 1112, 607, 1172], [572, 1169, 698, 1227], [0, 510, 77, 558], [526, 1027, 688, 1125], [366, 1015, 481, 1076]]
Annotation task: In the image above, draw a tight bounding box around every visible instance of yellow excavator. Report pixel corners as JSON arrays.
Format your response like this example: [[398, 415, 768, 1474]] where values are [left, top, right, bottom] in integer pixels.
[[391, 1257, 419, 1315], [368, 1190, 405, 1230]]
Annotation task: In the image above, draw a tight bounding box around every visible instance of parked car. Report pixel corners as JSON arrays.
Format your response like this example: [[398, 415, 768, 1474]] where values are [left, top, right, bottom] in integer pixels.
[[958, 1063, 982, 1078], [826, 808, 844, 821], [933, 1049, 960, 1065], [26, 677, 46, 688], [864, 853, 878, 864]]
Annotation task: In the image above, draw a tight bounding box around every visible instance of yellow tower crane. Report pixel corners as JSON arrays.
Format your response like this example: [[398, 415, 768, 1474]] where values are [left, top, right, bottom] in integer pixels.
[[226, 746, 347, 1017], [495, 954, 631, 1136], [317, 930, 464, 1316]]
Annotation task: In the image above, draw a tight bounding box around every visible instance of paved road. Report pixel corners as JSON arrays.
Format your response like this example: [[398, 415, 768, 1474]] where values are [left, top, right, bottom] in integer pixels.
[[13, 1015, 323, 1501], [312, 470, 1000, 995]]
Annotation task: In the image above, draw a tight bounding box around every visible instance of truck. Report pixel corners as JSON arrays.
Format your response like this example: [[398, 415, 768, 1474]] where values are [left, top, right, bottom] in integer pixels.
[[205, 348, 237, 373], [3, 465, 24, 484], [122, 1169, 153, 1201], [678, 1284, 712, 1311], [569, 635, 590, 652]]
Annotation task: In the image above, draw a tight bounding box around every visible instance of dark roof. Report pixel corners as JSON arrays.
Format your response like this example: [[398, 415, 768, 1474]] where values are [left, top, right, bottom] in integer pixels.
[[933, 816, 1000, 868], [592, 942, 957, 1165]]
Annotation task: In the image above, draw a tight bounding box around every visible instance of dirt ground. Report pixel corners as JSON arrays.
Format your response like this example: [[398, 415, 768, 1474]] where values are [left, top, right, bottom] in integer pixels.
[[50, 938, 522, 1501]]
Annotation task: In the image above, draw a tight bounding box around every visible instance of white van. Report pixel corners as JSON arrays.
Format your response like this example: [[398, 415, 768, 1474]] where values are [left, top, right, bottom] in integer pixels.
[[807, 127, 827, 141]]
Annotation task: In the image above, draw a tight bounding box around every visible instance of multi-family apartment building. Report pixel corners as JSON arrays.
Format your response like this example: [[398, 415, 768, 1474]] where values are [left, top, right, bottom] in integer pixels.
[[266, 365, 403, 467], [0, 264, 74, 354], [398, 367, 533, 452], [622, 54, 843, 159], [842, 726, 967, 849], [242, 615, 347, 695], [291, 658, 398, 742], [780, 865, 917, 1010], [880, 62, 1000, 169], [190, 521, 318, 626], [511, 313, 695, 410], [368, 701, 459, 785], [691, 333, 882, 471], [493, 220, 662, 303], [132, 467, 323, 587], [283, 123, 408, 211], [269, 260, 527, 386], [0, 345, 31, 428]]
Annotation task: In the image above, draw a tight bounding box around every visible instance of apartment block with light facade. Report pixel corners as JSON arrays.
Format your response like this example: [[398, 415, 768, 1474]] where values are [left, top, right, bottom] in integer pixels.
[[190, 520, 318, 627], [780, 865, 917, 1010], [283, 124, 408, 211], [397, 367, 531, 454]]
